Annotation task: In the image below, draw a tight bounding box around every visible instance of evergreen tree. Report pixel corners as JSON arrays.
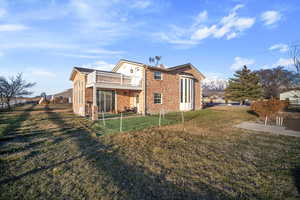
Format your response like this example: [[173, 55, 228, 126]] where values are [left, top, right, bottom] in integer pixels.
[[225, 65, 263, 104]]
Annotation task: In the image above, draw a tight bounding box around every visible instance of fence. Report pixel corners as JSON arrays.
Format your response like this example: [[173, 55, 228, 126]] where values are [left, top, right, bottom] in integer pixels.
[[91, 110, 196, 135]]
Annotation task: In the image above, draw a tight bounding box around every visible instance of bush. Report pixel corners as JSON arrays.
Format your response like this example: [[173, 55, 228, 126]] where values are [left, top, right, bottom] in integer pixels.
[[251, 99, 288, 121]]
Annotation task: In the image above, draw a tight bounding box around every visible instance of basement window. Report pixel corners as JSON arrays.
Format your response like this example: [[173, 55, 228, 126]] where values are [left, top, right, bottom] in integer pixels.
[[154, 71, 162, 80], [154, 93, 162, 104]]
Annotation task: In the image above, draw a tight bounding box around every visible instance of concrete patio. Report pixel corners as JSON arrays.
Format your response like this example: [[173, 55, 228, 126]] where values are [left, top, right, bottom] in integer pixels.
[[235, 122, 300, 138]]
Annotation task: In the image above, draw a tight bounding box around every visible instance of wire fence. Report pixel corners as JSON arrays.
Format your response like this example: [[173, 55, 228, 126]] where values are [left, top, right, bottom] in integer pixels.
[[92, 110, 197, 135]]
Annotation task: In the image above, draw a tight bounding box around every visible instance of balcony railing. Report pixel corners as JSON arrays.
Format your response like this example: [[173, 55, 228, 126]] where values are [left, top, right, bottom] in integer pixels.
[[87, 71, 142, 90]]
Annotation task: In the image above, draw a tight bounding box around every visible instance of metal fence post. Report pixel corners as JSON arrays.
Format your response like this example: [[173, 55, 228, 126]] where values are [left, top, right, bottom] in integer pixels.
[[159, 111, 161, 127], [120, 112, 123, 132], [102, 111, 105, 126]]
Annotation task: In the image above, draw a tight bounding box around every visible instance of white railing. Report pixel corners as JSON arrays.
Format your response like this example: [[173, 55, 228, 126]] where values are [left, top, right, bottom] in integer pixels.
[[87, 71, 142, 89]]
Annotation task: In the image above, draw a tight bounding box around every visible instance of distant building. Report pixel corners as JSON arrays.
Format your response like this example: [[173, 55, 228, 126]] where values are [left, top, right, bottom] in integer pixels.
[[280, 89, 300, 105], [53, 89, 73, 103]]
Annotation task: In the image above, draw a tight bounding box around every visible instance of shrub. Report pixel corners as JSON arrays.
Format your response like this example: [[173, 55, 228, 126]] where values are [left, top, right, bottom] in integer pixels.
[[251, 99, 289, 124]]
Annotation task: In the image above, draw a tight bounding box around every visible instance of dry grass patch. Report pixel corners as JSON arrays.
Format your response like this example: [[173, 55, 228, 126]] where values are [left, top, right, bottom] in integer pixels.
[[0, 104, 299, 200]]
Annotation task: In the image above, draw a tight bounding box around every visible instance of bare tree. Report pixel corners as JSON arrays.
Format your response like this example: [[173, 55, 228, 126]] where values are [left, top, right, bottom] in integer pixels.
[[0, 77, 4, 109], [255, 66, 298, 98], [0, 73, 35, 110], [289, 44, 300, 74]]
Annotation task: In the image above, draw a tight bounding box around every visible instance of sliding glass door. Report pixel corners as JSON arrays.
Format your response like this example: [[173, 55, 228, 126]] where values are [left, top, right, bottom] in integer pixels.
[[97, 90, 115, 112]]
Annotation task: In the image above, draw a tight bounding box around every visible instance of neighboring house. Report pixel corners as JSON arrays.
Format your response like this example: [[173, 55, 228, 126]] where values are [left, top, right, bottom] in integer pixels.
[[53, 88, 73, 103], [69, 59, 205, 119], [280, 89, 300, 105]]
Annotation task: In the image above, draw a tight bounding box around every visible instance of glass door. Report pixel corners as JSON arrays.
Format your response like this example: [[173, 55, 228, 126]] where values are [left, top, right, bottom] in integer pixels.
[[97, 90, 115, 112]]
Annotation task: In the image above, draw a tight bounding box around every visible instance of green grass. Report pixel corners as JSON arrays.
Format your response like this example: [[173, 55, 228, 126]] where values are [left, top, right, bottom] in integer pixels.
[[0, 104, 300, 200], [92, 109, 207, 135], [93, 115, 176, 134]]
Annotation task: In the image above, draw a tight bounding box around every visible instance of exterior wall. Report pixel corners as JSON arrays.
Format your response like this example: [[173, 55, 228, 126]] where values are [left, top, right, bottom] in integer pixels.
[[115, 62, 143, 86], [145, 66, 204, 114], [85, 87, 93, 116], [72, 72, 86, 116], [145, 68, 180, 114], [116, 89, 133, 112], [114, 62, 145, 114]]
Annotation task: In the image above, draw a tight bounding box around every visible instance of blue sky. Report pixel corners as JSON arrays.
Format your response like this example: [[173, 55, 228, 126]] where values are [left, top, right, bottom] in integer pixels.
[[0, 0, 299, 96]]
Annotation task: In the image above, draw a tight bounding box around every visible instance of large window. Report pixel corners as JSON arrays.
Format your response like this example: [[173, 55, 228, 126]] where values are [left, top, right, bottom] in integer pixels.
[[154, 71, 162, 80], [180, 78, 194, 104], [154, 93, 162, 104], [180, 79, 183, 103]]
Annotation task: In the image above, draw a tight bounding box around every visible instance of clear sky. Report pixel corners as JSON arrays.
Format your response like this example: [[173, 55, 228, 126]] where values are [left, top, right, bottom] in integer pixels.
[[0, 0, 299, 96]]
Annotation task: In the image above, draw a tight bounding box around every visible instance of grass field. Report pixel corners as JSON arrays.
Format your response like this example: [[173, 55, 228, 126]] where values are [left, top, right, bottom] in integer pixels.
[[0, 104, 299, 199]]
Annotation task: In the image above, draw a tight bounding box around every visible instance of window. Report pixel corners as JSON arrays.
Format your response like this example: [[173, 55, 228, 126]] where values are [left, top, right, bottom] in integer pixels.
[[180, 79, 183, 103], [154, 71, 162, 80], [185, 79, 187, 103], [154, 93, 162, 104]]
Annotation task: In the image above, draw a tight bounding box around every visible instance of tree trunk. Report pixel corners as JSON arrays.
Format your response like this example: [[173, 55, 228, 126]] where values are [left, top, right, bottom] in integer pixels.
[[5, 98, 11, 111]]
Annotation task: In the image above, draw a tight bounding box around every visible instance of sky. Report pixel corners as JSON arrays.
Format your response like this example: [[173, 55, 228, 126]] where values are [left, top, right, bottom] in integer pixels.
[[0, 0, 299, 96]]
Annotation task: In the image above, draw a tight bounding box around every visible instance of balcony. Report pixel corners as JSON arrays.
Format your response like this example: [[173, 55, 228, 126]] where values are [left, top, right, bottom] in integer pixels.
[[86, 71, 142, 90]]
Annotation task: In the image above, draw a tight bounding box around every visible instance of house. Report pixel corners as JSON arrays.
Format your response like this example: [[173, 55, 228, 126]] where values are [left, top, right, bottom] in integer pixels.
[[69, 59, 205, 119], [52, 88, 73, 103], [280, 89, 300, 105]]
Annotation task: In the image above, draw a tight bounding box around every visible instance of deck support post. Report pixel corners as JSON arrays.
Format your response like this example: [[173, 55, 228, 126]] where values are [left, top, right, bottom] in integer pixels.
[[92, 85, 98, 120]]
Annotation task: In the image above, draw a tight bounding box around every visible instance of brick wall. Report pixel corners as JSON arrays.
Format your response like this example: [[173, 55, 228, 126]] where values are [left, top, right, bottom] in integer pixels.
[[145, 66, 204, 114], [116, 89, 132, 112], [145, 69, 180, 114], [85, 87, 93, 103]]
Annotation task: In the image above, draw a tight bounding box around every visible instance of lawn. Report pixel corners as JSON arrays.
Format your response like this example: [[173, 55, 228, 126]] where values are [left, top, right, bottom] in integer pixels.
[[0, 104, 299, 199], [92, 110, 200, 134]]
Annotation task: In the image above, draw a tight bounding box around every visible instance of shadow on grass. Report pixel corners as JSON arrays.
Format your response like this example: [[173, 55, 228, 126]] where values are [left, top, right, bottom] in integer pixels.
[[0, 104, 37, 137], [246, 110, 259, 117], [42, 107, 235, 199], [0, 155, 82, 185], [292, 166, 300, 195]]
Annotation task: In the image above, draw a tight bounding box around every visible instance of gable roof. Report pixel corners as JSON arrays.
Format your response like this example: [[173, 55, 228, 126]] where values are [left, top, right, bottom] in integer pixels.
[[168, 63, 206, 79], [112, 59, 145, 72]]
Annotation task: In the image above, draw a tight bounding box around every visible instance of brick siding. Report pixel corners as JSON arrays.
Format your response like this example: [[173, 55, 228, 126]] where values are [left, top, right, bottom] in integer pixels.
[[145, 69, 180, 114]]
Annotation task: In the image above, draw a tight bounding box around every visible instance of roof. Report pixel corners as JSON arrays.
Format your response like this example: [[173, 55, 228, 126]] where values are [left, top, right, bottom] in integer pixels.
[[280, 88, 300, 94], [71, 59, 205, 80], [53, 88, 72, 98], [73, 67, 95, 73], [70, 67, 120, 80], [112, 59, 145, 72], [168, 63, 206, 78]]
